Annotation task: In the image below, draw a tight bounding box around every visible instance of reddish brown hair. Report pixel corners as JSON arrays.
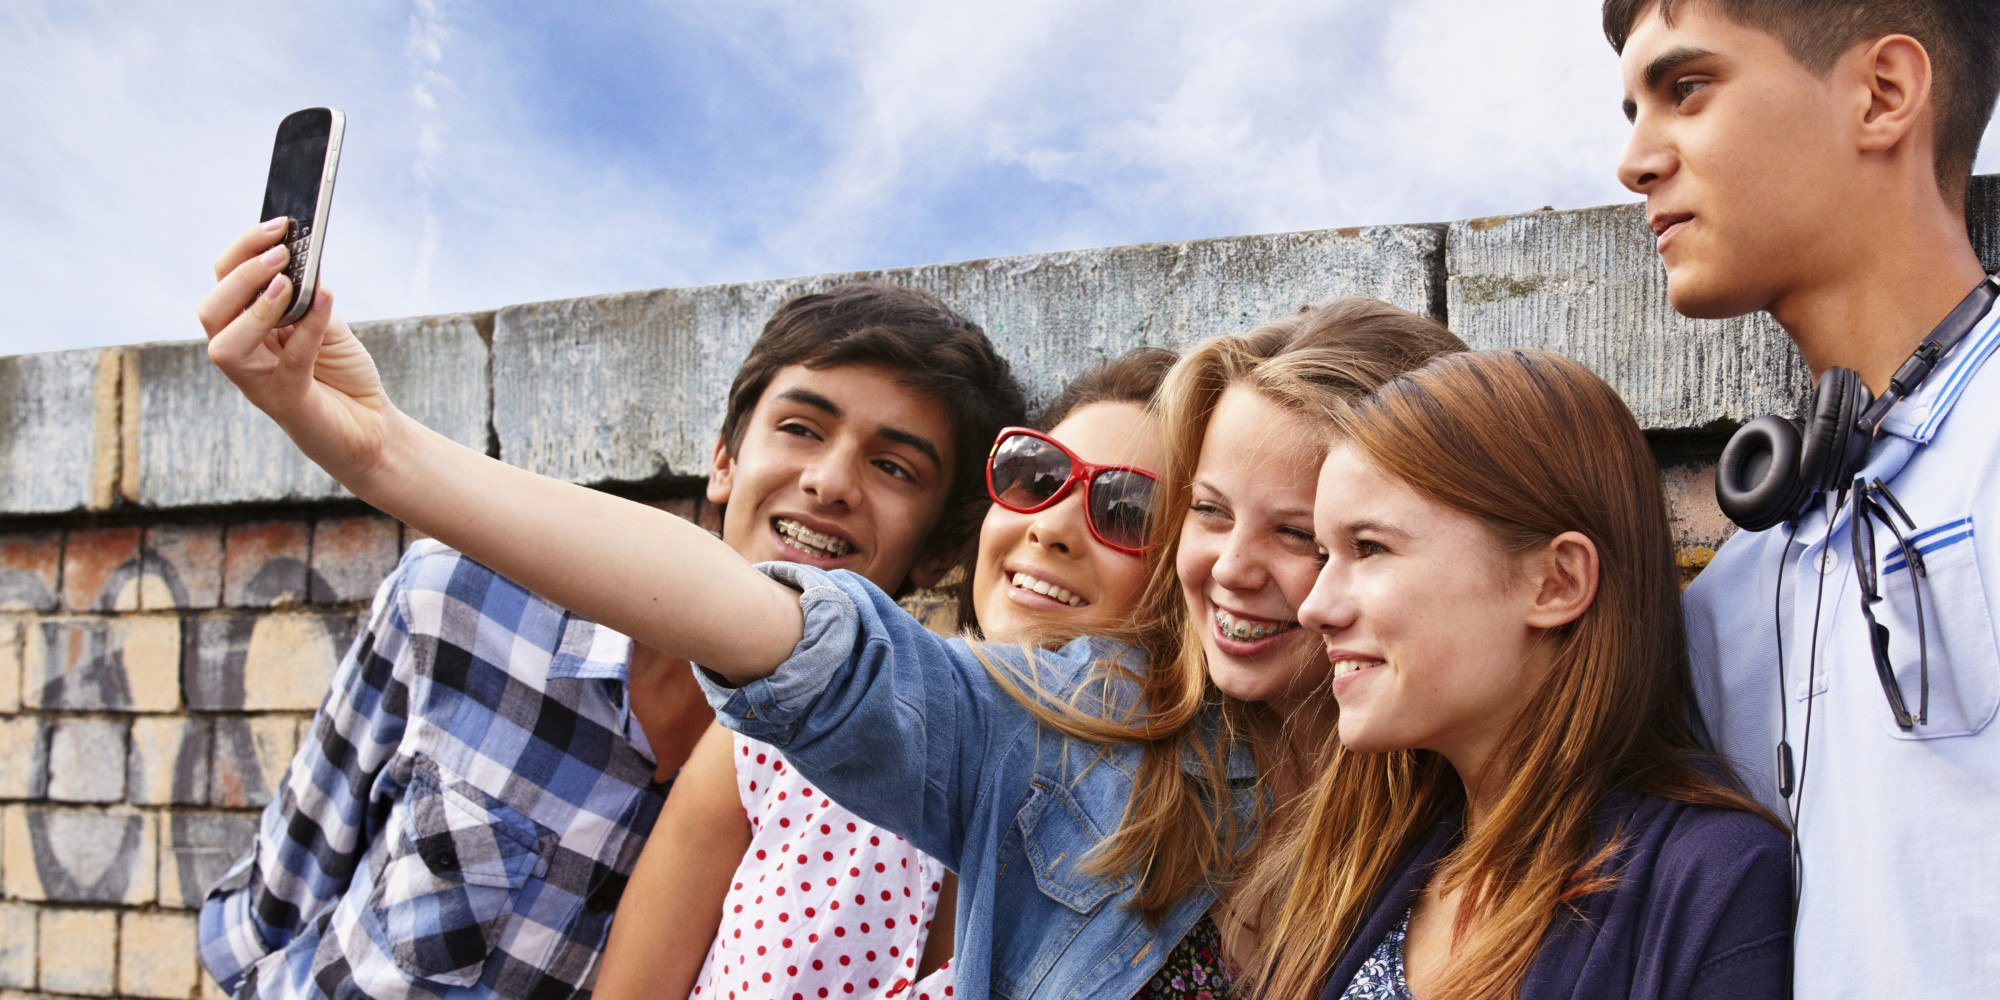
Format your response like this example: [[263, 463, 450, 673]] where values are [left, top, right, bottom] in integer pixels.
[[1244, 349, 1778, 1000]]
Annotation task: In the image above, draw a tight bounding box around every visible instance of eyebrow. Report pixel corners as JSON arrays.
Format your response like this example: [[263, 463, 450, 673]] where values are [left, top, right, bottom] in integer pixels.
[[1624, 45, 1715, 122], [774, 387, 943, 473], [1343, 518, 1411, 540], [877, 427, 944, 473], [776, 387, 841, 417], [1645, 45, 1715, 89]]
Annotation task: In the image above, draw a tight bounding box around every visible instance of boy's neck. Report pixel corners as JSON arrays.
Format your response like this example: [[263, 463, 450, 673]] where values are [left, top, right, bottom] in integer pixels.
[[626, 642, 712, 782], [1767, 194, 1988, 395]]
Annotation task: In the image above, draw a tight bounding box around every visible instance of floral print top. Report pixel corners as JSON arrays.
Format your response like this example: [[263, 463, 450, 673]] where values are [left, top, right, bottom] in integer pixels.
[[1337, 907, 1417, 1000], [1134, 913, 1240, 999]]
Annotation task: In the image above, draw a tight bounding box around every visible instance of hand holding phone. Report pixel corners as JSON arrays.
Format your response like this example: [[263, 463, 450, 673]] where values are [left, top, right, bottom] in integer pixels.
[[260, 108, 344, 324], [199, 106, 391, 489]]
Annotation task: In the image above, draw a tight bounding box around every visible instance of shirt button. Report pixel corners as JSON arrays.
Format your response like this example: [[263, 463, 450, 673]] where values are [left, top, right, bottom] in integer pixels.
[[1812, 548, 1841, 574]]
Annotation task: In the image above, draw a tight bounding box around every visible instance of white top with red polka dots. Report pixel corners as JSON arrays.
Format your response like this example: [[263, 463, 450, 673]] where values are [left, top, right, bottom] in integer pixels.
[[689, 733, 956, 1000]]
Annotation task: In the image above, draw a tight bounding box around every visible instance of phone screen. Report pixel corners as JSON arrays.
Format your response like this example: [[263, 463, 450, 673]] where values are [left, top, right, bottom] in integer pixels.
[[262, 109, 332, 224]]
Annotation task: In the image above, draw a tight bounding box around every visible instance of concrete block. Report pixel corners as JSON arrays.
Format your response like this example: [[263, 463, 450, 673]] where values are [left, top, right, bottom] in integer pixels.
[[118, 910, 199, 999], [308, 515, 399, 603], [209, 716, 301, 810], [0, 533, 60, 613], [897, 588, 960, 637], [184, 610, 353, 712], [0, 349, 117, 516], [0, 901, 34, 988], [37, 906, 116, 996], [23, 616, 180, 712], [222, 520, 310, 608], [1446, 203, 1813, 432], [1969, 174, 2000, 274], [139, 523, 223, 611], [650, 498, 699, 523], [0, 617, 20, 714], [45, 719, 127, 804], [59, 527, 141, 613], [122, 313, 490, 508], [494, 225, 1441, 484], [2, 805, 156, 905], [0, 716, 43, 800], [127, 717, 211, 807], [160, 811, 258, 909]]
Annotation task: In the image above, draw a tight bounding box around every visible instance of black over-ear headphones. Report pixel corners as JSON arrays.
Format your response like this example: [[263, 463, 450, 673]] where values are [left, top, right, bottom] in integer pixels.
[[1717, 276, 2000, 531]]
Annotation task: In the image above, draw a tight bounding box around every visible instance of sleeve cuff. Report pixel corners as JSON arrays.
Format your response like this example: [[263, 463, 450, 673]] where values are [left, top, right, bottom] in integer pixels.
[[693, 562, 862, 745]]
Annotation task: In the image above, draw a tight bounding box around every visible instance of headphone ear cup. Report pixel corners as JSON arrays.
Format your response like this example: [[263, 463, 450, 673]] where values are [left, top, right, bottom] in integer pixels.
[[1712, 414, 1808, 536], [1717, 415, 1810, 531], [1799, 367, 1873, 495]]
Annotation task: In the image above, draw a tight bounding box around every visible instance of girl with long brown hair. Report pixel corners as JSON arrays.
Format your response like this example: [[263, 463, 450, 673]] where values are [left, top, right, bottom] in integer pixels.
[[1262, 349, 1791, 1000]]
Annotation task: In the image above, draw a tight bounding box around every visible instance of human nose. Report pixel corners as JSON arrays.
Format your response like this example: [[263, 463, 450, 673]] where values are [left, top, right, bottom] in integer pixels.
[[1298, 561, 1356, 635], [798, 441, 865, 508], [1208, 527, 1268, 594], [1025, 492, 1089, 556], [1616, 114, 1676, 194]]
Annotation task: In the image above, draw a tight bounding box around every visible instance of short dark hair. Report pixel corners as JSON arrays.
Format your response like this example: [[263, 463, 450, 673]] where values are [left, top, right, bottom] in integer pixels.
[[1603, 0, 2000, 201], [719, 282, 1026, 568], [1036, 346, 1180, 430]]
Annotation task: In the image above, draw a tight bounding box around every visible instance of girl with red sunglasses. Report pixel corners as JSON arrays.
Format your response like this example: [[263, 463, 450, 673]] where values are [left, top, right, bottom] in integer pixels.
[[598, 349, 1176, 1000]]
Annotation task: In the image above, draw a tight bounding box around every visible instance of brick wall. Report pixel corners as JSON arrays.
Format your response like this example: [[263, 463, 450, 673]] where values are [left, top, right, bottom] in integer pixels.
[[2, 177, 1996, 997]]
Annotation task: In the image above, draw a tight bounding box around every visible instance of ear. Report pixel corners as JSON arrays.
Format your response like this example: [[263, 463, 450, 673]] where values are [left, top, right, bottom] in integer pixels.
[[1522, 531, 1599, 630], [706, 434, 735, 506], [1853, 34, 1933, 155]]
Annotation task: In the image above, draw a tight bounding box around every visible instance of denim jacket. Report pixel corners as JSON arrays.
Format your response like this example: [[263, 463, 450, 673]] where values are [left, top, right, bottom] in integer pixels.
[[695, 563, 1258, 1000]]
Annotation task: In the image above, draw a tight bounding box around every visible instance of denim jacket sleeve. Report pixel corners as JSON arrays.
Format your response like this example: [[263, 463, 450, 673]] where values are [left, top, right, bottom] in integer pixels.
[[693, 562, 1109, 873]]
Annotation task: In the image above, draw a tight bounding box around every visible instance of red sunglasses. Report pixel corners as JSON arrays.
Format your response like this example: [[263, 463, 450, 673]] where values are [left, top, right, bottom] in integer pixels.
[[985, 427, 1159, 554]]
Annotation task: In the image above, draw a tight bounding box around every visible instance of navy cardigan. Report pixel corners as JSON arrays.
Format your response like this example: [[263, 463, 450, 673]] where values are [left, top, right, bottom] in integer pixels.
[[1314, 792, 1792, 1000]]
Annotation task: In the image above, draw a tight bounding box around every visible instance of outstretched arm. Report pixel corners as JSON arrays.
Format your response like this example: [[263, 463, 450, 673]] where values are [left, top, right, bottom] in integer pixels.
[[594, 722, 750, 1000], [198, 221, 800, 681]]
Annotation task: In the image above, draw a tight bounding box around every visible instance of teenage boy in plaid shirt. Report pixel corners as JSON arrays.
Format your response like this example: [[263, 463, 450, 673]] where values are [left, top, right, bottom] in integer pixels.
[[198, 283, 1025, 1000]]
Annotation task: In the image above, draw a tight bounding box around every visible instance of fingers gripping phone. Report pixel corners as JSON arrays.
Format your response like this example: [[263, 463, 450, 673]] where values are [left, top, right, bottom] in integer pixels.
[[260, 108, 345, 325]]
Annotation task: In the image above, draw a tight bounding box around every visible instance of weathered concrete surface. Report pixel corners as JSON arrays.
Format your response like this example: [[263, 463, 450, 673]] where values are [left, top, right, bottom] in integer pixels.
[[121, 314, 491, 507], [495, 225, 1442, 483], [1447, 204, 1809, 430], [0, 349, 117, 514], [1969, 175, 2000, 271], [1450, 179, 2000, 431]]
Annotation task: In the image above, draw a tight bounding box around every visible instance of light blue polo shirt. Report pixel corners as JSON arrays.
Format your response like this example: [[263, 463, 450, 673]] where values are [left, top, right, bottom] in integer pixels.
[[1685, 286, 2000, 998]]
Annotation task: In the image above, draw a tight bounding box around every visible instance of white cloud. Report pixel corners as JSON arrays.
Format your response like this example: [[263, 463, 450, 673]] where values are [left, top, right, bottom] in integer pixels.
[[4, 0, 1997, 357]]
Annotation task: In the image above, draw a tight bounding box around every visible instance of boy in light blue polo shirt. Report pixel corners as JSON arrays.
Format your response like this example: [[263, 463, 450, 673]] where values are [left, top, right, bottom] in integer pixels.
[[1605, 0, 2000, 995]]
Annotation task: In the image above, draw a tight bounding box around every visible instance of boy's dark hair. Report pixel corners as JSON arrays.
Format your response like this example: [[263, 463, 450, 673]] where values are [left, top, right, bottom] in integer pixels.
[[1603, 0, 2000, 201], [720, 282, 1026, 568]]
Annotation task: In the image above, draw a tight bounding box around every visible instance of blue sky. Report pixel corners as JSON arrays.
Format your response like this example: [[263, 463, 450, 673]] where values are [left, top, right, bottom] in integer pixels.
[[6, 0, 1998, 358]]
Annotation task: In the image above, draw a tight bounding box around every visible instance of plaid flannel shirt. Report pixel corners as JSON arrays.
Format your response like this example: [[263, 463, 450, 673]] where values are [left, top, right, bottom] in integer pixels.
[[199, 540, 669, 1000]]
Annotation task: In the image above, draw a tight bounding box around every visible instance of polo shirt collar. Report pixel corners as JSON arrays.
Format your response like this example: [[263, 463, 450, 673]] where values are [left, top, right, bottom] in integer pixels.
[[1878, 287, 2000, 444]]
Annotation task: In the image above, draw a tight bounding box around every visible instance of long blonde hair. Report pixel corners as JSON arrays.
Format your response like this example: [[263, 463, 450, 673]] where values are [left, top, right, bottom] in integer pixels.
[[1242, 350, 1779, 1000], [979, 298, 1466, 921]]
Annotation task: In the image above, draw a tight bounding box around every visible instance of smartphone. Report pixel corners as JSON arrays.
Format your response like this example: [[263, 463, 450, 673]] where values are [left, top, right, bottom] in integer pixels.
[[260, 108, 345, 325]]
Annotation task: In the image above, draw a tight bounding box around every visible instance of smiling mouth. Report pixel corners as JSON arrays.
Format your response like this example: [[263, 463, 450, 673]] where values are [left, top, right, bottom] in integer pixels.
[[1330, 657, 1383, 679], [773, 517, 855, 559], [1650, 212, 1693, 247], [1010, 571, 1088, 608], [1213, 609, 1298, 642]]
